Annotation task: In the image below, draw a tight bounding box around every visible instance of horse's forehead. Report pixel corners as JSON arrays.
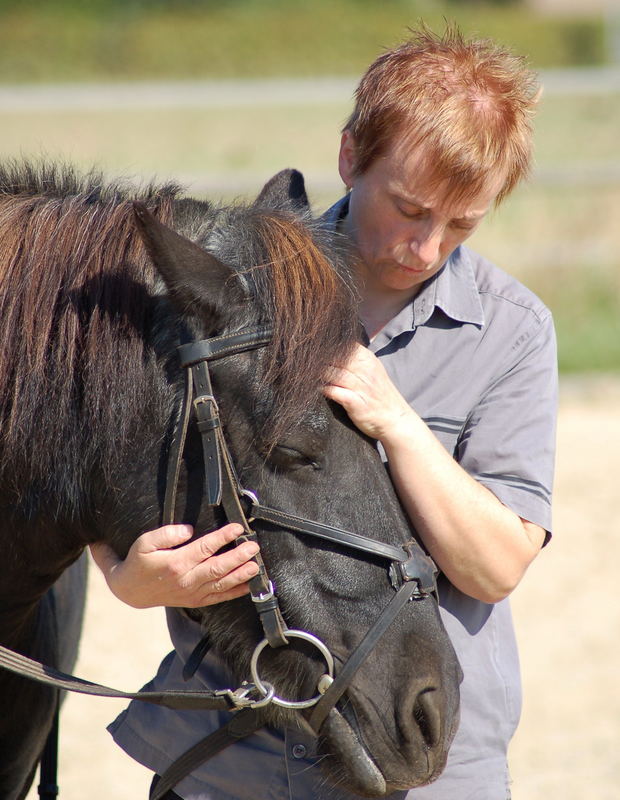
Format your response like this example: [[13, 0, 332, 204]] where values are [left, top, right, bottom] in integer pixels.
[[197, 206, 261, 257]]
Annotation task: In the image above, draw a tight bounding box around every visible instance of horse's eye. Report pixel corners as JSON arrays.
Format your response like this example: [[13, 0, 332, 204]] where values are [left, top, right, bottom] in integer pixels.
[[269, 444, 322, 471]]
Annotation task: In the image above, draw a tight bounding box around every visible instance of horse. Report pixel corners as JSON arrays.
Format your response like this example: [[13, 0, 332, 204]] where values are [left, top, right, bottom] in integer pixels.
[[0, 161, 461, 799]]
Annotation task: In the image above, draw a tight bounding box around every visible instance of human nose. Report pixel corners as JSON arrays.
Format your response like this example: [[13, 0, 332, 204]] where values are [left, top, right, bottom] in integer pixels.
[[410, 225, 442, 266]]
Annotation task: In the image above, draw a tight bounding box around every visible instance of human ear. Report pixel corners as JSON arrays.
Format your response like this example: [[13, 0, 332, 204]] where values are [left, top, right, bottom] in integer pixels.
[[338, 130, 357, 189]]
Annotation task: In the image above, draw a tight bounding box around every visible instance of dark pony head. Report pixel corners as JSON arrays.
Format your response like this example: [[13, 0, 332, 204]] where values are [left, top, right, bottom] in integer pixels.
[[0, 162, 359, 517], [0, 161, 461, 797]]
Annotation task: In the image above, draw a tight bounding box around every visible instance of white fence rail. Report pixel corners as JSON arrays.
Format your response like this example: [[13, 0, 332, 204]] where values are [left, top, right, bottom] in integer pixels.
[[1, 68, 619, 112], [1, 70, 618, 193]]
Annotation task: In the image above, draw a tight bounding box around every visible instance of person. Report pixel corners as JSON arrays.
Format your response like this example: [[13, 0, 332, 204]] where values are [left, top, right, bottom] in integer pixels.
[[91, 24, 557, 800]]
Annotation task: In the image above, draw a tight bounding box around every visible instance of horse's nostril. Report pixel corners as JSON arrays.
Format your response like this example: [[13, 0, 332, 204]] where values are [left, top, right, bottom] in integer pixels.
[[413, 688, 441, 749]]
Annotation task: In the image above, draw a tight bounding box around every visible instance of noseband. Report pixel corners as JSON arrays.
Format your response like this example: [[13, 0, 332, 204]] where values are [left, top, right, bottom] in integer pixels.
[[165, 325, 439, 733]]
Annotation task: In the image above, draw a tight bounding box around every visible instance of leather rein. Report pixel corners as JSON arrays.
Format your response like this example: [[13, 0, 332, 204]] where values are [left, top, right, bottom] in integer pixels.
[[0, 325, 439, 800]]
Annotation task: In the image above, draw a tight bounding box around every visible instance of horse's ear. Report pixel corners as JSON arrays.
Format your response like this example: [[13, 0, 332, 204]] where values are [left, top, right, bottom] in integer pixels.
[[254, 168, 309, 212], [133, 202, 242, 316]]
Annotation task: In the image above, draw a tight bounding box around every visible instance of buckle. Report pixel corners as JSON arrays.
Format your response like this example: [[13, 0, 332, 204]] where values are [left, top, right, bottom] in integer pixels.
[[193, 394, 219, 414], [216, 681, 275, 709], [389, 542, 437, 597], [251, 580, 275, 604], [239, 489, 258, 522]]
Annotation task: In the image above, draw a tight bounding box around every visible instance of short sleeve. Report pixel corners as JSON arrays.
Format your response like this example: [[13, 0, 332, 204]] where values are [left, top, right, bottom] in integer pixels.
[[456, 310, 558, 536]]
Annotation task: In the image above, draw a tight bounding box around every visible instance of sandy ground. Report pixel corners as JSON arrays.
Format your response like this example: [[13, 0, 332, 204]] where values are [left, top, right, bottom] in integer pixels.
[[25, 376, 620, 800]]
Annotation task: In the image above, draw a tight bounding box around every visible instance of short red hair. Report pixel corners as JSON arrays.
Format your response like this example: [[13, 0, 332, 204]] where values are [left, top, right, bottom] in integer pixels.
[[343, 25, 540, 204]]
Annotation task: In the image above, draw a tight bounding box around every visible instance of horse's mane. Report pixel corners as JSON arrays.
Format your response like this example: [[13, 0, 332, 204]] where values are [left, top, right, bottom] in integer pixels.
[[0, 161, 359, 516]]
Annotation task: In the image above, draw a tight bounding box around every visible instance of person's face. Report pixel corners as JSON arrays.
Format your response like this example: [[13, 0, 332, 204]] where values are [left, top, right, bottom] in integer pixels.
[[338, 131, 504, 297]]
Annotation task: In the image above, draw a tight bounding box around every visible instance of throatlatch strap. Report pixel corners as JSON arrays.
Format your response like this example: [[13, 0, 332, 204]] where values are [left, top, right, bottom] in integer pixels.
[[215, 426, 290, 648], [191, 359, 223, 506], [162, 370, 193, 526]]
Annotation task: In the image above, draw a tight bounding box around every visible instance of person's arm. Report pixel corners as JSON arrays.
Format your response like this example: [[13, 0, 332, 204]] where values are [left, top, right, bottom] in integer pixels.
[[89, 523, 260, 609], [324, 344, 547, 604]]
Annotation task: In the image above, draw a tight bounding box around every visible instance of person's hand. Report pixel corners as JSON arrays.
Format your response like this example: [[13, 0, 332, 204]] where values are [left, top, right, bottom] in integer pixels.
[[323, 344, 415, 443], [89, 523, 260, 609]]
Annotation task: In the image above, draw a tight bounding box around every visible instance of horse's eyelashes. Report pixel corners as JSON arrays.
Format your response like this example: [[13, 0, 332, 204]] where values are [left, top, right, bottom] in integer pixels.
[[270, 444, 322, 471]]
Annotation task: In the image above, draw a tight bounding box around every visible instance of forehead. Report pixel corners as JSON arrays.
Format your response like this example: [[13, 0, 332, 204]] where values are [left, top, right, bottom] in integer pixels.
[[375, 139, 504, 217]]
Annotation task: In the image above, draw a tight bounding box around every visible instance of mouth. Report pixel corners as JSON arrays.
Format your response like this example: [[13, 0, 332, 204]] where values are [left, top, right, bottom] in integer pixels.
[[320, 708, 387, 797], [392, 261, 430, 275], [316, 685, 448, 797]]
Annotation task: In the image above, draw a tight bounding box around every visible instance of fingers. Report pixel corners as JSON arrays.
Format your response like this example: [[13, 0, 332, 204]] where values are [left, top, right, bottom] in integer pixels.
[[133, 523, 194, 555], [192, 561, 260, 607], [324, 346, 380, 393], [324, 362, 360, 389], [185, 533, 260, 586], [194, 523, 247, 558], [177, 524, 255, 570], [198, 581, 254, 607], [147, 523, 260, 608], [91, 521, 262, 610], [324, 344, 413, 441], [164, 545, 260, 609]]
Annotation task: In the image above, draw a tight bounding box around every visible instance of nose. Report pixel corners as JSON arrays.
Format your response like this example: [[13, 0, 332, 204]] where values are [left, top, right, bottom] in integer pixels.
[[411, 687, 442, 748], [410, 226, 442, 267], [394, 683, 444, 751], [391, 680, 454, 782]]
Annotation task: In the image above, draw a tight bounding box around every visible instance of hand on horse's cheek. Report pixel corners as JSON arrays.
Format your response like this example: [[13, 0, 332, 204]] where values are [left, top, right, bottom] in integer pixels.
[[324, 345, 413, 441]]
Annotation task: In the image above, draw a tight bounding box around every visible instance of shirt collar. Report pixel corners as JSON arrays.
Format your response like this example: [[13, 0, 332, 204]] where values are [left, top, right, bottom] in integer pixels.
[[415, 246, 485, 328], [323, 194, 349, 229], [323, 195, 485, 334]]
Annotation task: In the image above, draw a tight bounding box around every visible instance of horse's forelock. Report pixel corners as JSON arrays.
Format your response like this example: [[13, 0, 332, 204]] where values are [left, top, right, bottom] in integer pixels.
[[244, 211, 360, 443]]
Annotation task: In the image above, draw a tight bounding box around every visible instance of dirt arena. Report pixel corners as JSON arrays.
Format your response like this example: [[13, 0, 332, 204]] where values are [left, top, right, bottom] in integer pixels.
[[25, 376, 620, 800]]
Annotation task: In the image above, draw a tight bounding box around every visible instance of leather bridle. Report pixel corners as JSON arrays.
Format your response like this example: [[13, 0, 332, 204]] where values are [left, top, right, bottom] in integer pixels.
[[0, 324, 440, 800], [166, 326, 439, 725]]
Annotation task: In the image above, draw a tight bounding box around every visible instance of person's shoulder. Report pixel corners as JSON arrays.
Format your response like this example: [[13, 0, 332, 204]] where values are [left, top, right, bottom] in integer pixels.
[[460, 245, 552, 326]]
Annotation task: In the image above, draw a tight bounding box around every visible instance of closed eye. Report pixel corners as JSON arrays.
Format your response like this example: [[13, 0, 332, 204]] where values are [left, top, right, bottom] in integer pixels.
[[269, 444, 322, 471], [451, 219, 478, 232], [397, 204, 427, 220]]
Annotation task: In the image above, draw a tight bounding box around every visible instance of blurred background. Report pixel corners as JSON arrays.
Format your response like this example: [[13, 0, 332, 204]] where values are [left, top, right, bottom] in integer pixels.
[[3, 1, 617, 799]]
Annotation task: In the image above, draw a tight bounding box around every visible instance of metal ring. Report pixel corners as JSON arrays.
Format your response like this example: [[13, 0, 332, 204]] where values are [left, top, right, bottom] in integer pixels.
[[239, 489, 258, 522], [240, 488, 258, 504], [250, 630, 335, 709]]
